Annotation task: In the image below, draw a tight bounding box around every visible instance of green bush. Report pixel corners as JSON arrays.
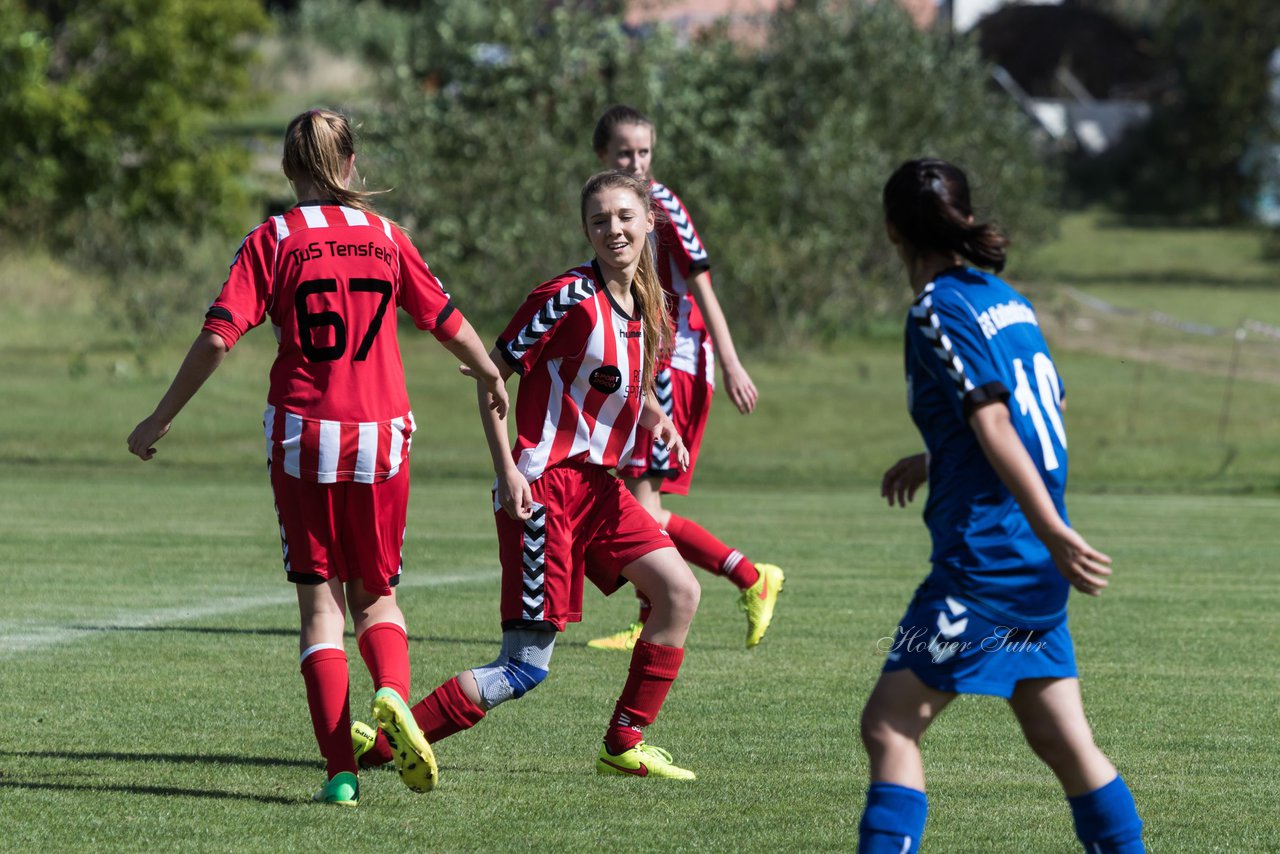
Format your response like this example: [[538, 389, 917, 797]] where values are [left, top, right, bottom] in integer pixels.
[[0, 0, 269, 341], [293, 0, 1056, 341]]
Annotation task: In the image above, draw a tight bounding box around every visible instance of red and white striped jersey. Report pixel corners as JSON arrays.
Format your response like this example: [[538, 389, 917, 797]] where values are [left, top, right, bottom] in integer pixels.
[[496, 261, 646, 483], [649, 181, 715, 384], [202, 201, 463, 483]]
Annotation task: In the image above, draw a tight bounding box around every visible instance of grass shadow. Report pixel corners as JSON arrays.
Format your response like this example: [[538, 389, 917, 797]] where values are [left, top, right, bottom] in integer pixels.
[[0, 778, 297, 805], [0, 749, 318, 770], [65, 625, 486, 646]]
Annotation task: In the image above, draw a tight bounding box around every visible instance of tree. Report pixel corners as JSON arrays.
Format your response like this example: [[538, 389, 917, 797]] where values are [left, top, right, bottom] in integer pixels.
[[296, 0, 1056, 340], [0, 0, 270, 238], [1113, 0, 1280, 221]]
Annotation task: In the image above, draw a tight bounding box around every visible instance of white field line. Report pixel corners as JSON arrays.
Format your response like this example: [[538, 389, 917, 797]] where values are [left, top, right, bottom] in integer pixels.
[[0, 570, 498, 659]]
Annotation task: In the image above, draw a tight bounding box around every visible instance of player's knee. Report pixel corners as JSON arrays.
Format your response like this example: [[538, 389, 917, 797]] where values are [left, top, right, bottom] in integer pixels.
[[665, 569, 700, 622], [470, 657, 549, 709], [1022, 723, 1088, 771], [503, 658, 549, 698], [859, 706, 917, 754]]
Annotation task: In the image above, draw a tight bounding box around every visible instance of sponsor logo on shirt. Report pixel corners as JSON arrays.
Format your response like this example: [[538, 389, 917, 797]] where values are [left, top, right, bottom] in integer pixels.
[[286, 240, 395, 271], [589, 365, 624, 394], [976, 300, 1038, 340]]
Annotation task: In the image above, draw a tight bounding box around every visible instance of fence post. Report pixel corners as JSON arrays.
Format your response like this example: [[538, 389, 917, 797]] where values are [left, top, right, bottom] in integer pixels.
[[1127, 316, 1153, 436], [1218, 325, 1246, 444]]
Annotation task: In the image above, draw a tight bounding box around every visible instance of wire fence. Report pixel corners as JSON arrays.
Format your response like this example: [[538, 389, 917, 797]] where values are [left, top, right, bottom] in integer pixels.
[[1034, 286, 1280, 446]]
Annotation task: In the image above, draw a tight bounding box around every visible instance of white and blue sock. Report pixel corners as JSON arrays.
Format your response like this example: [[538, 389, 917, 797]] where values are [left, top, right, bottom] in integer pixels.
[[858, 781, 928, 854], [1067, 775, 1144, 853]]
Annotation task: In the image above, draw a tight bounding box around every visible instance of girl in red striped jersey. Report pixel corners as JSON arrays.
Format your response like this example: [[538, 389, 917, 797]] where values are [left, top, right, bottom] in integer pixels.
[[588, 105, 784, 652], [354, 170, 704, 781], [126, 109, 508, 806]]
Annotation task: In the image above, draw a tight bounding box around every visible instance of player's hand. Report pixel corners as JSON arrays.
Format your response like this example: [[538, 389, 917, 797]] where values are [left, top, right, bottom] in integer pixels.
[[459, 364, 510, 419], [127, 415, 171, 461], [651, 418, 690, 471], [722, 364, 758, 414], [1045, 526, 1112, 596], [496, 467, 534, 521], [880, 453, 928, 507]]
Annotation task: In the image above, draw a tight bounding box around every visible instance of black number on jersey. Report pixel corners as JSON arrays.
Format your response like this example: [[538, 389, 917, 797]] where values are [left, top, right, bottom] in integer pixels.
[[295, 278, 393, 363]]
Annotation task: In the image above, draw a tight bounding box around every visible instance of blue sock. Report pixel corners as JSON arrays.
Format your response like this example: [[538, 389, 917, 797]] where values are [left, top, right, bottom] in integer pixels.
[[1067, 776, 1145, 853], [858, 782, 928, 854]]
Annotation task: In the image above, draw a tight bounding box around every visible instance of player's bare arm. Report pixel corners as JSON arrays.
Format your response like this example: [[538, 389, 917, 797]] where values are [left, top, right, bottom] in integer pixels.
[[127, 330, 228, 460], [448, 319, 509, 418], [639, 396, 689, 471], [471, 347, 531, 520], [880, 453, 928, 508], [968, 401, 1112, 595], [687, 270, 758, 414]]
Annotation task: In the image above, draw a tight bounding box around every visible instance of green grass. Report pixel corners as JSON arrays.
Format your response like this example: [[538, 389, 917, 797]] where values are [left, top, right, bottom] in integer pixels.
[[1016, 210, 1280, 328], [1, 240, 1278, 851]]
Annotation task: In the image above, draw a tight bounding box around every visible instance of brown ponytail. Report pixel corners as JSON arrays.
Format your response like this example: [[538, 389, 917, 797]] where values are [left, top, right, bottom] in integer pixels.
[[580, 170, 671, 392], [882, 158, 1008, 272], [281, 109, 391, 220], [592, 104, 656, 156]]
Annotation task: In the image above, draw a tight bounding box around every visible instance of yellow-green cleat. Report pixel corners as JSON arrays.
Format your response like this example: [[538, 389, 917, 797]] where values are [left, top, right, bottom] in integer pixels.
[[352, 719, 381, 767], [371, 687, 438, 793], [596, 741, 696, 780], [312, 770, 359, 807], [586, 620, 643, 652], [740, 563, 785, 648]]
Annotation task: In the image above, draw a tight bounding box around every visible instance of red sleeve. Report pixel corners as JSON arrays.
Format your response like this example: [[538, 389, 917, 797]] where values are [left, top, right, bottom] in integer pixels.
[[202, 221, 275, 349], [494, 271, 594, 375], [394, 229, 463, 341], [651, 184, 711, 278]]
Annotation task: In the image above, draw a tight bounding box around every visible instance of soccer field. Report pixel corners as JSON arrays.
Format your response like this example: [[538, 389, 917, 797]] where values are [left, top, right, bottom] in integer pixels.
[[1, 257, 1278, 851], [1, 470, 1277, 851]]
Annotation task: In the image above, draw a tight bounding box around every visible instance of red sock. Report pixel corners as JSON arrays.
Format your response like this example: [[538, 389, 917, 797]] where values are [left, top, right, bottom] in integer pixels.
[[665, 513, 759, 589], [300, 646, 358, 779], [411, 675, 488, 743], [361, 675, 487, 767], [357, 622, 410, 701], [604, 640, 685, 754]]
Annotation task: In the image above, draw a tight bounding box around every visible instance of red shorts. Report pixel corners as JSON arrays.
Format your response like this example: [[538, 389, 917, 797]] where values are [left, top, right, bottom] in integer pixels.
[[270, 461, 409, 596], [496, 462, 674, 631], [616, 367, 712, 496]]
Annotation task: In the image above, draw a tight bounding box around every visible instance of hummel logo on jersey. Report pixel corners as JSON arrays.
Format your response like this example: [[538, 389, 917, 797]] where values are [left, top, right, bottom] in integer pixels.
[[618, 328, 641, 339], [589, 365, 623, 394]]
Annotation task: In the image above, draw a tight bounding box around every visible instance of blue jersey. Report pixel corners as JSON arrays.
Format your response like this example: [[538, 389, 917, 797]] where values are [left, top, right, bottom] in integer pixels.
[[905, 267, 1070, 629]]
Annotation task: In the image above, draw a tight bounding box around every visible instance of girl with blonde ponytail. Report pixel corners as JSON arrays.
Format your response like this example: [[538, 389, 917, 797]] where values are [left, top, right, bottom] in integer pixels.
[[127, 108, 507, 806], [589, 105, 782, 655], [352, 169, 704, 782]]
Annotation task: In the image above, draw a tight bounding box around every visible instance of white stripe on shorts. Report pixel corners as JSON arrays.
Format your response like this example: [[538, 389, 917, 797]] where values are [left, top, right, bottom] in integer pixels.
[[354, 421, 378, 484], [316, 419, 341, 483], [282, 411, 303, 478]]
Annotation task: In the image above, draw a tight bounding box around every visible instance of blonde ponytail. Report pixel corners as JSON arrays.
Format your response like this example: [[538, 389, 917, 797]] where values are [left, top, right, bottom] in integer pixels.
[[630, 231, 670, 392], [282, 109, 395, 223]]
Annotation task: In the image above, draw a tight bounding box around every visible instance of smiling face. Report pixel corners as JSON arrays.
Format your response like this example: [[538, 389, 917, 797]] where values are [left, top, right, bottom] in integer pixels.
[[583, 185, 655, 278], [597, 122, 654, 182]]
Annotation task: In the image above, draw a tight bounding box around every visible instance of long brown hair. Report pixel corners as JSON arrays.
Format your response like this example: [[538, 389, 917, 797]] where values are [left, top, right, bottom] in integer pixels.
[[882, 158, 1008, 272], [281, 109, 387, 217], [580, 170, 671, 392]]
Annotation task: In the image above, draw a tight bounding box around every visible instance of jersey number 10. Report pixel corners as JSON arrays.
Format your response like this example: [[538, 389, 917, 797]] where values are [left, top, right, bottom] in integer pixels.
[[295, 278, 392, 362], [1011, 352, 1066, 471]]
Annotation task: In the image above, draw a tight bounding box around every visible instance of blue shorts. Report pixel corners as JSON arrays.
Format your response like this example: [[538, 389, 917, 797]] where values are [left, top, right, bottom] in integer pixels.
[[879, 590, 1077, 699]]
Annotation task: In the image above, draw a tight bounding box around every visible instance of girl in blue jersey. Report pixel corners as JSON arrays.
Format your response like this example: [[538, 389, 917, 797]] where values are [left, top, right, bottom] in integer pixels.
[[856, 159, 1144, 853]]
